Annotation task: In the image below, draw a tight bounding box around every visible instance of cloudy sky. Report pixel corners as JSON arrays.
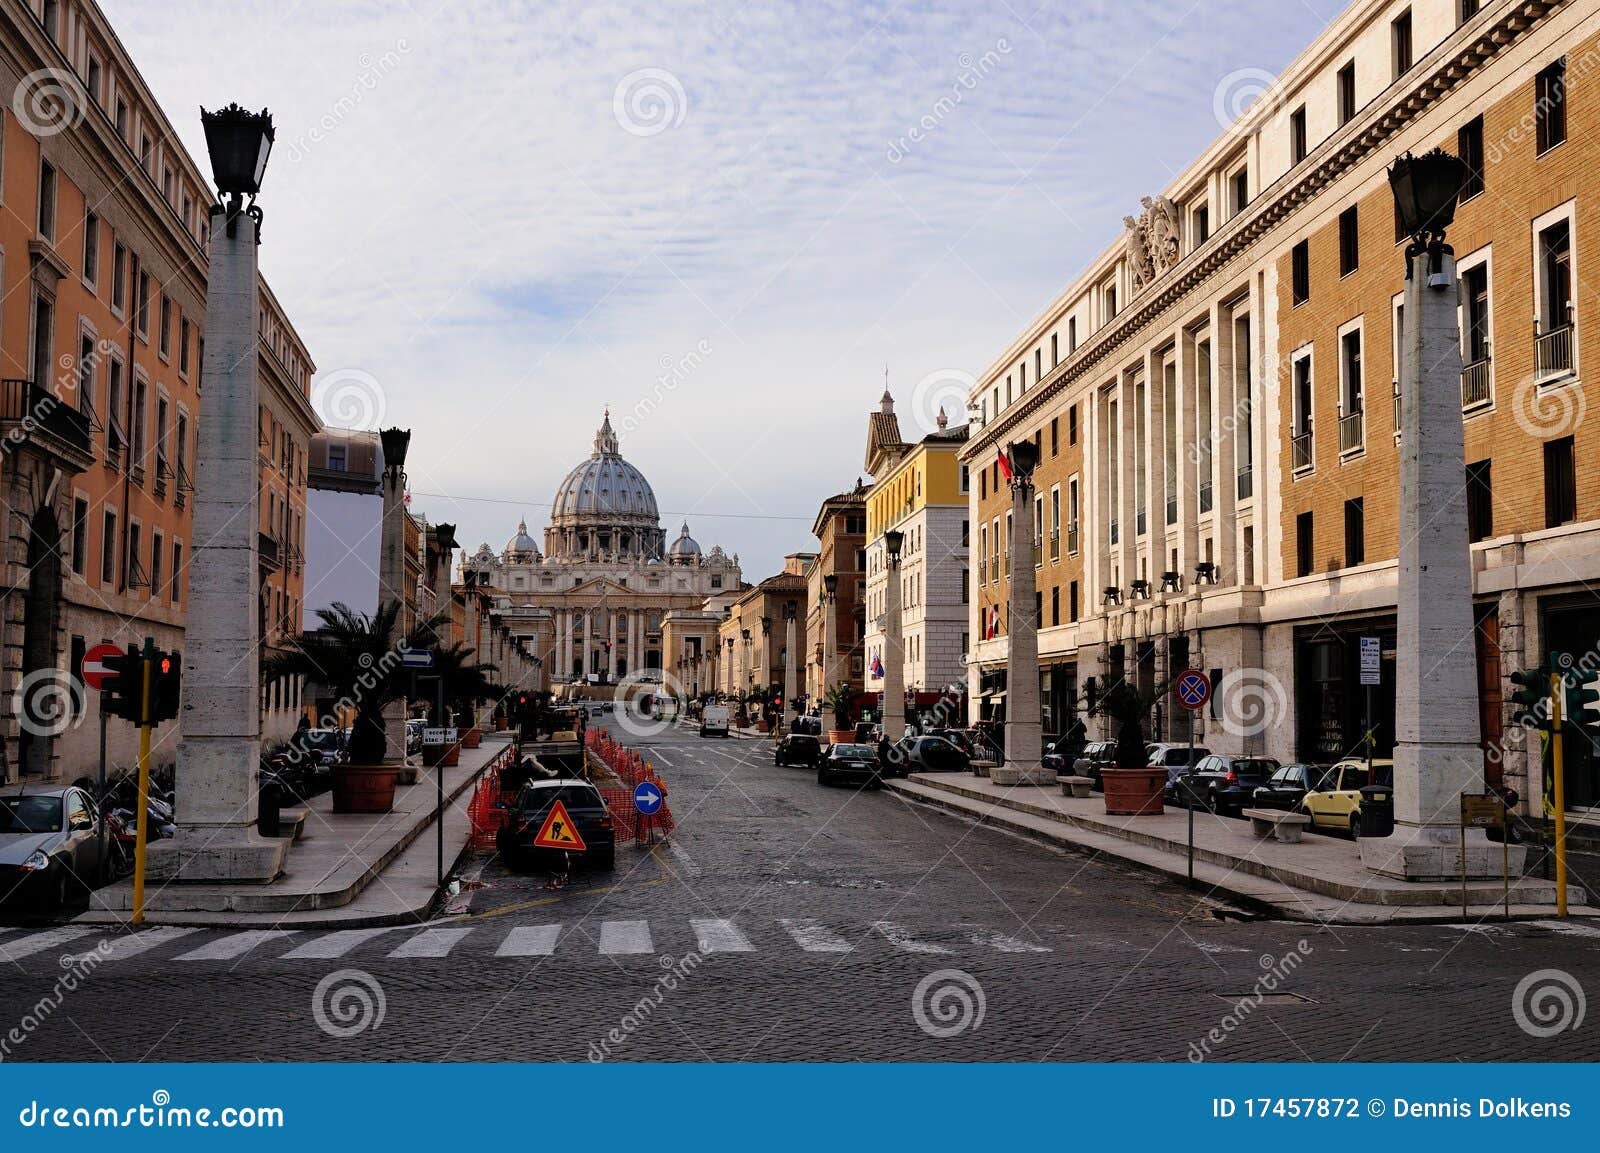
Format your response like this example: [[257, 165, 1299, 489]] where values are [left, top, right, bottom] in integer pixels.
[[110, 0, 1332, 577]]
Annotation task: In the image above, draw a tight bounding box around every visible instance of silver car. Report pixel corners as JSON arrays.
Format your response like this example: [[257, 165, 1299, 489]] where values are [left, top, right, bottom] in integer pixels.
[[0, 786, 103, 911]]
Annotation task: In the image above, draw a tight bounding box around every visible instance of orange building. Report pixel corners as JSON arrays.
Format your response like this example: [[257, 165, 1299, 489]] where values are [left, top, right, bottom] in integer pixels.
[[0, 0, 317, 783]]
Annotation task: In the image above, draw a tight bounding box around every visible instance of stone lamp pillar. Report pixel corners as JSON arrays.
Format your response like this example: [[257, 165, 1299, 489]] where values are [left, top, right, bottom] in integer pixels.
[[995, 438, 1049, 785], [882, 530, 905, 743], [149, 105, 287, 883], [379, 427, 411, 772], [783, 599, 798, 724]]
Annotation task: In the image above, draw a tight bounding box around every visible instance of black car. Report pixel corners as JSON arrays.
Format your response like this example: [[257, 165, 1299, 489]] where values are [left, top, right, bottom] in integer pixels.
[[817, 743, 883, 788], [1179, 754, 1281, 815], [1252, 763, 1328, 812], [789, 715, 823, 737], [497, 780, 616, 870], [893, 735, 970, 776], [1065, 740, 1118, 789], [775, 733, 822, 767]]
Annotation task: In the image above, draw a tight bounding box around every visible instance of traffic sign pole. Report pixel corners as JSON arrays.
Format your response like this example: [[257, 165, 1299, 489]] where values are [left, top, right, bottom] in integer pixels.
[[1550, 671, 1568, 919], [132, 636, 155, 926], [1187, 705, 1195, 890], [1172, 670, 1211, 893]]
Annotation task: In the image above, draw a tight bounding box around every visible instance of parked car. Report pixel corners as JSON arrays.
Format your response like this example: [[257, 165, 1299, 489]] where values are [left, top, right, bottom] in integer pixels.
[[1070, 740, 1119, 789], [1148, 743, 1212, 800], [789, 715, 823, 737], [1302, 759, 1394, 837], [775, 733, 822, 767], [892, 735, 970, 776], [926, 728, 975, 757], [496, 779, 616, 870], [817, 743, 883, 788], [1252, 763, 1327, 812], [700, 704, 731, 737], [0, 786, 102, 910], [405, 719, 425, 755], [1179, 754, 1281, 815]]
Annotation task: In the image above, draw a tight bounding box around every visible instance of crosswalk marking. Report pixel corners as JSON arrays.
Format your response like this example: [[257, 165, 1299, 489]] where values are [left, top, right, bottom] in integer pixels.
[[598, 920, 653, 955], [496, 924, 562, 956], [965, 928, 1051, 954], [0, 927, 96, 963], [779, 918, 854, 953], [873, 921, 951, 954], [175, 930, 298, 962], [73, 927, 201, 963], [389, 927, 472, 958], [282, 927, 400, 960], [690, 918, 753, 953]]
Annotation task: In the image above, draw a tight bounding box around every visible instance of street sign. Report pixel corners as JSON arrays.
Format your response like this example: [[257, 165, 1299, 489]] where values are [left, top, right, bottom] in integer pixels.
[[633, 780, 664, 815], [400, 647, 433, 670], [533, 800, 587, 851], [1459, 793, 1505, 829], [1359, 636, 1381, 686], [81, 642, 124, 691], [422, 727, 458, 745], [1174, 669, 1210, 711]]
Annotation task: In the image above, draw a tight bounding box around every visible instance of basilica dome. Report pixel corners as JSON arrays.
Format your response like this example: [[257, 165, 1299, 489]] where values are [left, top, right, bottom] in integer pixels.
[[667, 521, 701, 563], [546, 411, 665, 559]]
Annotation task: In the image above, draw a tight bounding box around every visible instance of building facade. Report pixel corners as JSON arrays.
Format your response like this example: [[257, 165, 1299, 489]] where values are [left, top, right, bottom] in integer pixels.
[[0, 0, 316, 783], [717, 560, 810, 706], [804, 481, 868, 706], [965, 0, 1599, 813]]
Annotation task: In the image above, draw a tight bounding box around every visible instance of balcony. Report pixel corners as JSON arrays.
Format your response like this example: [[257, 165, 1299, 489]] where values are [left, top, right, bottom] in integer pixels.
[[1339, 408, 1364, 454], [1536, 322, 1574, 381], [1460, 357, 1492, 409], [1004, 551, 1011, 577], [0, 378, 92, 460], [1197, 481, 1213, 514], [1031, 540, 1042, 567], [1291, 427, 1313, 472], [259, 531, 281, 571], [1236, 463, 1253, 500], [1049, 529, 1060, 562], [1066, 525, 1079, 556], [989, 557, 998, 582]]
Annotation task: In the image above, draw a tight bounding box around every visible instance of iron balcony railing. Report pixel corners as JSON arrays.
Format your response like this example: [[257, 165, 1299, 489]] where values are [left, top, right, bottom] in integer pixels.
[[990, 557, 998, 582], [1536, 322, 1574, 380], [1236, 463, 1253, 500], [1460, 357, 1492, 408], [1066, 524, 1079, 556], [0, 378, 92, 455], [1339, 408, 1364, 453], [1049, 529, 1060, 562], [1291, 426, 1314, 471]]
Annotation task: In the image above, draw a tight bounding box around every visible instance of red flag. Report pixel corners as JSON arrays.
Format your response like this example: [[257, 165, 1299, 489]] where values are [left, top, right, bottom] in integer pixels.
[[997, 448, 1013, 482]]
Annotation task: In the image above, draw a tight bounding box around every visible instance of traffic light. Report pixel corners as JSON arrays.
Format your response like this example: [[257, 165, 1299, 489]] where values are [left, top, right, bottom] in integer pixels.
[[1508, 666, 1549, 731], [100, 645, 143, 722], [150, 651, 182, 723], [1558, 663, 1600, 729]]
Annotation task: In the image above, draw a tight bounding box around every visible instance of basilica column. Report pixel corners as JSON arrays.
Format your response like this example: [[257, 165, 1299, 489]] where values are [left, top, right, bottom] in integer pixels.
[[607, 611, 619, 681], [582, 611, 593, 680], [627, 610, 639, 678]]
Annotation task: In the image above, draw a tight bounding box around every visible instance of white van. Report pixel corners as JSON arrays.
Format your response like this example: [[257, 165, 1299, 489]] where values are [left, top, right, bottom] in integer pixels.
[[700, 704, 730, 737]]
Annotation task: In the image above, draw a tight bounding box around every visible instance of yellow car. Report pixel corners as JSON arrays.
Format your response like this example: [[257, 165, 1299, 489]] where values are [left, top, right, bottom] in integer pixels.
[[1301, 758, 1393, 837]]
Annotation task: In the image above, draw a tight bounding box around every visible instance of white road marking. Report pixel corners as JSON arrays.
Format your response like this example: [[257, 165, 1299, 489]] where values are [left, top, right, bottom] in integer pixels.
[[0, 927, 96, 963], [281, 927, 400, 959], [71, 926, 201, 963], [598, 920, 653, 955], [1532, 919, 1600, 939], [647, 749, 673, 767], [874, 921, 952, 954], [496, 924, 563, 956], [967, 928, 1052, 953], [388, 927, 472, 958], [665, 839, 702, 877], [779, 918, 854, 953], [175, 930, 299, 962], [690, 918, 753, 953]]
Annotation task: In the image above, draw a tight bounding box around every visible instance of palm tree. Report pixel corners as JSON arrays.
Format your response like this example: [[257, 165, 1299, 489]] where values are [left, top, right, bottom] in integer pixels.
[[1094, 678, 1165, 768], [264, 600, 442, 765], [823, 682, 856, 732], [432, 642, 496, 728]]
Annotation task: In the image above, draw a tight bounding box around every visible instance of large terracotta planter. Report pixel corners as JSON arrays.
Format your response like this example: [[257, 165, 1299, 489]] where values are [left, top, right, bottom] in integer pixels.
[[1101, 768, 1166, 816], [463, 728, 483, 749], [332, 765, 397, 814], [828, 729, 854, 745], [442, 742, 461, 767], [494, 717, 509, 732]]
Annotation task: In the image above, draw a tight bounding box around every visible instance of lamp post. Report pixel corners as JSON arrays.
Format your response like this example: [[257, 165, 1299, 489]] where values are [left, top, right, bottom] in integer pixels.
[[822, 573, 839, 702], [1360, 148, 1524, 880], [377, 428, 412, 768], [995, 437, 1049, 785], [149, 105, 286, 884], [882, 529, 905, 743], [783, 598, 798, 729]]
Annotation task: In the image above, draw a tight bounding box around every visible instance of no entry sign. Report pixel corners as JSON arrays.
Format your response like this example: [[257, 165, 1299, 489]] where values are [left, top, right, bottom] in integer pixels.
[[81, 643, 125, 691]]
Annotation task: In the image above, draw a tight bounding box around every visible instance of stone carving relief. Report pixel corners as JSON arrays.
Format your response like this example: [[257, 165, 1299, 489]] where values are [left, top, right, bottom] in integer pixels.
[[1124, 194, 1182, 294]]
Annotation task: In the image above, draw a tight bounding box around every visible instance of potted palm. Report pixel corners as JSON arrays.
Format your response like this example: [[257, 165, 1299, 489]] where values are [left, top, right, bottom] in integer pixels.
[[823, 682, 856, 745], [1095, 679, 1165, 815], [266, 600, 440, 814]]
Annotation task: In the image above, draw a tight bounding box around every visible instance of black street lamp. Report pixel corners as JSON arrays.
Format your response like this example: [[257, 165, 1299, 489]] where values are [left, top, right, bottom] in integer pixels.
[[380, 427, 410, 476], [1388, 147, 1469, 284], [434, 523, 457, 552], [201, 103, 275, 236], [884, 529, 904, 564], [1008, 437, 1040, 481]]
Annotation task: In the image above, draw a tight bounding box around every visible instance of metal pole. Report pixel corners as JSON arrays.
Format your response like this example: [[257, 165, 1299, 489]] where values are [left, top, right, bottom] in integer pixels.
[[1186, 705, 1195, 890], [437, 676, 446, 889], [1502, 793, 1510, 922], [132, 637, 155, 926], [1551, 672, 1568, 918], [96, 709, 108, 882]]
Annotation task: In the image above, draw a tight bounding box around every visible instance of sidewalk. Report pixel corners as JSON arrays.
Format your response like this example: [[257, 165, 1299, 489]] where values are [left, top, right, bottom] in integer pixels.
[[78, 735, 515, 928], [889, 772, 1595, 925]]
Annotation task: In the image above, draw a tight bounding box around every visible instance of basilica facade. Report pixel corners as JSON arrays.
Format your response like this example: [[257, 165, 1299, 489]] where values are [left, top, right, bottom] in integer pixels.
[[460, 412, 741, 684]]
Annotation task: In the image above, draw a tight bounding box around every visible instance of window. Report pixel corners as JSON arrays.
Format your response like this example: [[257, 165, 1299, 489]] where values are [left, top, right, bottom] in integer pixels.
[[1337, 61, 1356, 126], [1462, 261, 1490, 365], [1392, 10, 1413, 78], [82, 212, 99, 288], [101, 510, 116, 584], [1344, 498, 1365, 567], [1068, 404, 1077, 445], [77, 333, 96, 417], [156, 396, 169, 478], [30, 295, 53, 395], [1069, 580, 1079, 623], [1289, 106, 1307, 164], [1193, 204, 1209, 246], [151, 532, 163, 599], [126, 523, 141, 587], [1291, 240, 1310, 305], [1536, 58, 1567, 154], [172, 541, 182, 603], [159, 295, 171, 357], [1341, 328, 1363, 416], [1460, 0, 1480, 21], [1035, 348, 1042, 383], [1338, 206, 1359, 276], [1067, 317, 1077, 352], [1051, 333, 1058, 367], [37, 160, 56, 241], [132, 377, 147, 470], [1050, 586, 1059, 627], [1466, 460, 1492, 543], [961, 568, 969, 605], [71, 498, 87, 576], [115, 98, 127, 140], [327, 442, 348, 471], [107, 359, 124, 450], [1544, 436, 1576, 527], [1229, 168, 1248, 218], [1104, 285, 1117, 320], [112, 243, 126, 312], [1050, 417, 1058, 456], [1458, 117, 1484, 200], [179, 316, 190, 375], [136, 268, 150, 335], [1296, 512, 1315, 578], [176, 412, 189, 484]]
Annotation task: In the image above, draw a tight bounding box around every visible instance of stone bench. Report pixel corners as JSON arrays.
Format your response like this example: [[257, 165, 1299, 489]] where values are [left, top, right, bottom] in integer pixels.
[[1243, 807, 1311, 844], [1057, 775, 1094, 799]]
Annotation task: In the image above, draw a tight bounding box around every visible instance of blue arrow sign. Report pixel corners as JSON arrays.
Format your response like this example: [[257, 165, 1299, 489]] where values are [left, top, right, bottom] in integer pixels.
[[400, 647, 434, 670], [633, 781, 664, 815]]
